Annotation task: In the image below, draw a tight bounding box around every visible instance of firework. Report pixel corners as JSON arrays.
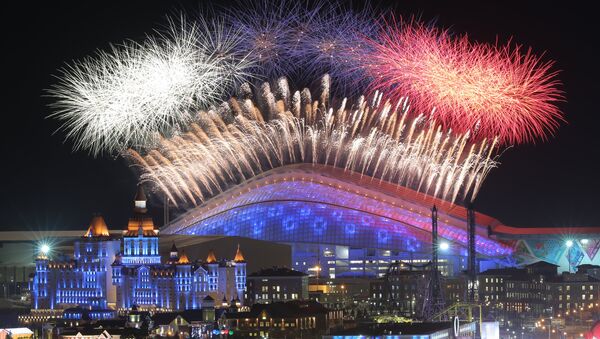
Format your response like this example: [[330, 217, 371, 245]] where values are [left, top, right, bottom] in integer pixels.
[[128, 75, 498, 208], [224, 0, 378, 90], [49, 18, 253, 156], [288, 2, 378, 93], [364, 19, 563, 144], [225, 0, 297, 80]]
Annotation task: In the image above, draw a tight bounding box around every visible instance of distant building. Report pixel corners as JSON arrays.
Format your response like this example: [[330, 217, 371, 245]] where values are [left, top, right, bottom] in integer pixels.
[[479, 261, 558, 318], [369, 267, 468, 317], [246, 267, 308, 305], [111, 187, 247, 311], [25, 187, 248, 324], [547, 272, 600, 314], [478, 260, 600, 327], [32, 215, 120, 312], [309, 277, 371, 311], [222, 300, 343, 338]]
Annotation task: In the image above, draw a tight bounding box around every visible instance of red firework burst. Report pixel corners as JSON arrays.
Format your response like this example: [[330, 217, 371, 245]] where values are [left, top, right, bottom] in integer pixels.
[[364, 20, 564, 144]]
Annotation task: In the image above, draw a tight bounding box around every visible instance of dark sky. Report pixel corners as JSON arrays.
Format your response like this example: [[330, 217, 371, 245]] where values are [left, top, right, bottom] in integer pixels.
[[1, 1, 598, 232]]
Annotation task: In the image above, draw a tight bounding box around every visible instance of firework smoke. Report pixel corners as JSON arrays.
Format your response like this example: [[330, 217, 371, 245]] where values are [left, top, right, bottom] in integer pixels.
[[364, 19, 563, 144], [128, 75, 498, 208], [49, 18, 253, 156]]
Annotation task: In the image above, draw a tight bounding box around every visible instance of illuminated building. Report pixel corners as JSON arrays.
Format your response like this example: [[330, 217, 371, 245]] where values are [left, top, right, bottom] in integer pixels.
[[162, 164, 600, 277], [245, 267, 309, 305], [32, 215, 120, 315], [479, 260, 600, 326], [28, 187, 247, 320], [111, 187, 247, 311], [221, 300, 343, 338]]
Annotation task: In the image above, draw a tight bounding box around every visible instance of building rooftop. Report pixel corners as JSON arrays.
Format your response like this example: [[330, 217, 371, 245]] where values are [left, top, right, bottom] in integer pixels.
[[84, 215, 110, 237], [249, 267, 308, 277]]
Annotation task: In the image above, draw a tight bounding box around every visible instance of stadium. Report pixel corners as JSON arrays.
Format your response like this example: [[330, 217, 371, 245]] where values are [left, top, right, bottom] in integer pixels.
[[161, 163, 600, 278]]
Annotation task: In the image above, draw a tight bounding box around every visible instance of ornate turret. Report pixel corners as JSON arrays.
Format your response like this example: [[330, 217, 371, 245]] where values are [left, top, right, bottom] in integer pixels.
[[233, 244, 245, 263], [177, 250, 190, 265], [206, 249, 217, 264], [169, 243, 179, 263], [134, 185, 147, 214], [84, 215, 110, 237], [125, 185, 157, 237]]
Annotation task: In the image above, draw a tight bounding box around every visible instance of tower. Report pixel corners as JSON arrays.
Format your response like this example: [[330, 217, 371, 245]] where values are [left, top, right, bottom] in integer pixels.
[[206, 250, 219, 292], [175, 250, 192, 310], [421, 205, 446, 320], [33, 249, 50, 309], [121, 185, 160, 266], [169, 243, 179, 263], [233, 244, 246, 304]]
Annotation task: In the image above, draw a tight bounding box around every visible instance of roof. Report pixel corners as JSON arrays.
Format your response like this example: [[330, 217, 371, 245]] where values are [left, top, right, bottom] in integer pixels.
[[478, 267, 528, 280], [0, 328, 34, 335], [249, 267, 308, 277], [177, 250, 191, 264], [135, 185, 147, 202], [234, 244, 245, 262], [152, 309, 206, 325], [206, 249, 217, 263], [525, 261, 560, 268], [124, 216, 157, 236], [84, 215, 110, 237]]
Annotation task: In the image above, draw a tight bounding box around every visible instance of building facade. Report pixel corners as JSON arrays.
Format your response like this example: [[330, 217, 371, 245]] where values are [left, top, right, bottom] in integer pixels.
[[478, 261, 600, 327], [32, 215, 120, 312], [111, 188, 247, 311], [246, 267, 309, 305], [29, 187, 247, 320]]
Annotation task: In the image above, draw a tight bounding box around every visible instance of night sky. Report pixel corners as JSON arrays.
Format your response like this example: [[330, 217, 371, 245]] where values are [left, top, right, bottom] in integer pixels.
[[1, 1, 598, 232]]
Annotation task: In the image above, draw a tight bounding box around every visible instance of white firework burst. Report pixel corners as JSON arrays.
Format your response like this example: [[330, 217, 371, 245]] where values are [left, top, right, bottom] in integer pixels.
[[49, 17, 253, 156]]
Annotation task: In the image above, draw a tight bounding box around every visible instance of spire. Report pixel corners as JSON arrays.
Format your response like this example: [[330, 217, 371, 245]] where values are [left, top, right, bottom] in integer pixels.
[[134, 185, 147, 214], [206, 249, 217, 264], [233, 244, 245, 263], [84, 215, 110, 237], [177, 250, 190, 264]]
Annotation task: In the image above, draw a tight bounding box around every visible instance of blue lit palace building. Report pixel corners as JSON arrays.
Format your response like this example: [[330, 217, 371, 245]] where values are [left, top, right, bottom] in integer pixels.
[[31, 187, 246, 319], [162, 164, 600, 278]]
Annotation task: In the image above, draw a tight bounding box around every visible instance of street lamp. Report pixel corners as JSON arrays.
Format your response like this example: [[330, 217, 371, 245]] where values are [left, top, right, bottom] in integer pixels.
[[439, 241, 449, 251]]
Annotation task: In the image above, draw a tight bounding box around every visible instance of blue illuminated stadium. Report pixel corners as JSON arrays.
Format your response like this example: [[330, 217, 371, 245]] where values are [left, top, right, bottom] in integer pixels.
[[162, 164, 600, 277]]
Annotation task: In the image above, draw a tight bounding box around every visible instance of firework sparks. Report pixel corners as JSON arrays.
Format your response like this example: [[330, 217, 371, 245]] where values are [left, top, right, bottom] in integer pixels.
[[129, 75, 498, 208], [49, 18, 253, 156], [224, 0, 378, 90], [364, 19, 563, 144]]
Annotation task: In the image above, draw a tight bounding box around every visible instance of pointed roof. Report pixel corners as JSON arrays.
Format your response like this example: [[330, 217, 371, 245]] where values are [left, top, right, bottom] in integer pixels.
[[170, 243, 178, 253], [233, 244, 245, 263], [177, 250, 190, 264], [133, 185, 148, 215], [135, 185, 147, 202], [206, 249, 217, 264], [84, 215, 110, 237]]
